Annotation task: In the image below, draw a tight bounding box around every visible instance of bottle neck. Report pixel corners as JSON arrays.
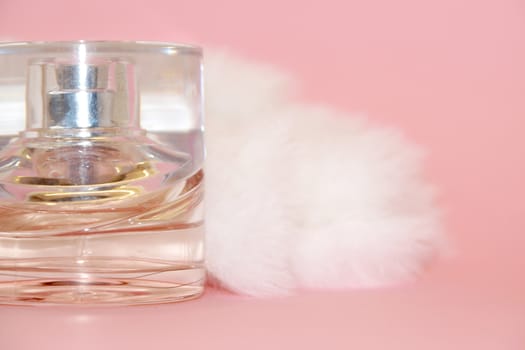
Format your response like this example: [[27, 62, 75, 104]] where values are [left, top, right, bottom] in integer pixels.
[[20, 126, 146, 140]]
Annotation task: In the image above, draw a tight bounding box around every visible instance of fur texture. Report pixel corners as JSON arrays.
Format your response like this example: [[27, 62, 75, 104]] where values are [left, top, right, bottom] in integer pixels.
[[204, 51, 442, 296]]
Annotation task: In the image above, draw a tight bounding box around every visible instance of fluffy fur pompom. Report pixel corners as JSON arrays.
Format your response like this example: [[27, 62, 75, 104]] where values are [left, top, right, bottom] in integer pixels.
[[204, 51, 443, 296]]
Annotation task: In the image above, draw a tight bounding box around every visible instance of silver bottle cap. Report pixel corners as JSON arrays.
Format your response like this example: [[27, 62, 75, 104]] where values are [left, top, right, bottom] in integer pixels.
[[46, 64, 113, 128], [26, 59, 138, 131]]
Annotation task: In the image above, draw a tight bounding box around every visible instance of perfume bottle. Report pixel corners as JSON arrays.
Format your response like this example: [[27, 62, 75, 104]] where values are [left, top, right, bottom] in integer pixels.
[[0, 41, 205, 305]]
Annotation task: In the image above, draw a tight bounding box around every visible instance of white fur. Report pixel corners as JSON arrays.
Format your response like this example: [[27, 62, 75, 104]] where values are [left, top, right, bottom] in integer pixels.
[[204, 51, 442, 296]]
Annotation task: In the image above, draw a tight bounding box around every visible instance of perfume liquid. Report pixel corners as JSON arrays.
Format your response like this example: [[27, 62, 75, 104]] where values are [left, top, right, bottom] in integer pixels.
[[0, 41, 206, 305]]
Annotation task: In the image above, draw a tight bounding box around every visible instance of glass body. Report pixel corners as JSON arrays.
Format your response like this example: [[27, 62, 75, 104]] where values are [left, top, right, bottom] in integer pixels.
[[0, 41, 205, 305]]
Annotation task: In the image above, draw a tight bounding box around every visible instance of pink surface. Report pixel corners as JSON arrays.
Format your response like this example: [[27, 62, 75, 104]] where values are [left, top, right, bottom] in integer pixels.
[[0, 0, 524, 349]]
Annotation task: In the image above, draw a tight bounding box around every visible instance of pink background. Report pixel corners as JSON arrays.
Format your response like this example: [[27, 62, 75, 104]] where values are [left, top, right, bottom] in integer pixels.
[[0, 0, 524, 348]]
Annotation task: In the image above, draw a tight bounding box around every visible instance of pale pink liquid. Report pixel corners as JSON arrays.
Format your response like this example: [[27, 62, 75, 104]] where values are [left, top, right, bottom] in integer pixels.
[[0, 169, 205, 305]]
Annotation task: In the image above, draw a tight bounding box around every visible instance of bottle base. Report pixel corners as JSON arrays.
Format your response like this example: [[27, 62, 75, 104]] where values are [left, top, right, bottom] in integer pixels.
[[0, 258, 205, 306]]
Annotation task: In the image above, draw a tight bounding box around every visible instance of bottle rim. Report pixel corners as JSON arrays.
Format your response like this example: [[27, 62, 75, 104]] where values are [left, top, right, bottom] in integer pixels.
[[0, 40, 203, 56]]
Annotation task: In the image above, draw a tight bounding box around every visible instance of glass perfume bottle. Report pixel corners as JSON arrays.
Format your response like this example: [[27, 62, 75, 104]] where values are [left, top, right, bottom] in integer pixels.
[[0, 41, 205, 305]]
